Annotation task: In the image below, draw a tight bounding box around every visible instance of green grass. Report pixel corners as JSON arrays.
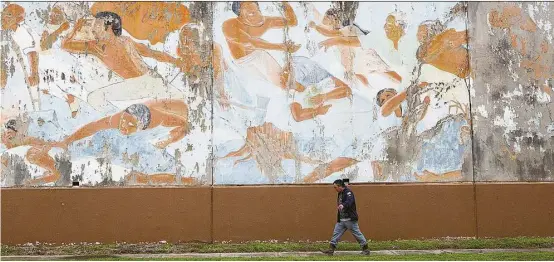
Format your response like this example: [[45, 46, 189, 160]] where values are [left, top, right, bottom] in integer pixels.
[[53, 252, 554, 261], [2, 237, 553, 256]]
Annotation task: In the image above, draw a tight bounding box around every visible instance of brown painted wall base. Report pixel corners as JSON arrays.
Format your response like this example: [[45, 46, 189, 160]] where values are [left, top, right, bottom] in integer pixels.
[[2, 183, 553, 244]]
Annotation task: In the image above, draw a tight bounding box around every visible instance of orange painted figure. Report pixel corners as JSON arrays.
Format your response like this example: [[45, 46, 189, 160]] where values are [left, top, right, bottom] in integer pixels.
[[60, 99, 193, 185], [1, 119, 64, 185], [222, 2, 304, 91], [62, 12, 185, 113], [416, 20, 469, 79], [222, 122, 322, 183], [90, 2, 190, 45], [309, 7, 402, 86], [62, 100, 189, 150]]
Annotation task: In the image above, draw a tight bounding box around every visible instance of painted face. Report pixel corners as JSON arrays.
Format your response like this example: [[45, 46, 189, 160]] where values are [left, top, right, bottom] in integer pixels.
[[118, 112, 139, 135], [3, 129, 17, 141], [1, 5, 24, 31], [378, 90, 397, 107], [91, 17, 111, 39], [417, 25, 429, 43], [48, 6, 65, 25], [239, 2, 264, 26]]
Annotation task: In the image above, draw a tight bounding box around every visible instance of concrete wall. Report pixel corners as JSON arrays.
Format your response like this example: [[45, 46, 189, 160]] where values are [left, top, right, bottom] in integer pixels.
[[3, 183, 554, 244]]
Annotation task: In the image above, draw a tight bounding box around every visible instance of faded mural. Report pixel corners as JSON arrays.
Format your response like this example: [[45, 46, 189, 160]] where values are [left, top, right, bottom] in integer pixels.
[[0, 2, 551, 187], [1, 2, 213, 186]]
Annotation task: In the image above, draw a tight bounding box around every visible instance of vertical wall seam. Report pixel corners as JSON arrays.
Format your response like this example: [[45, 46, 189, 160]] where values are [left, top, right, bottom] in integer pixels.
[[465, 1, 479, 239], [210, 1, 215, 244]]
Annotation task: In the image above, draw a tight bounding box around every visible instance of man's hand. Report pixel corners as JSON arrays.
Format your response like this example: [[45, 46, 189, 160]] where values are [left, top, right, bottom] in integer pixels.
[[59, 21, 70, 31], [308, 21, 317, 28], [27, 74, 39, 87], [338, 204, 344, 210], [155, 140, 171, 149], [318, 39, 334, 51], [316, 104, 332, 115], [285, 40, 301, 53], [309, 94, 326, 106], [423, 95, 431, 104]]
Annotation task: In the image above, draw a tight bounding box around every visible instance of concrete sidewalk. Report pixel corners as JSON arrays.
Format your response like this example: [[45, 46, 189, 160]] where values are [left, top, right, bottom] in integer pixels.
[[3, 248, 554, 260]]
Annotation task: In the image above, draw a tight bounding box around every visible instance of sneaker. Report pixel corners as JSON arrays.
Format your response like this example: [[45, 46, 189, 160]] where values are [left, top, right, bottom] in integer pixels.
[[360, 244, 370, 255], [320, 244, 336, 255]]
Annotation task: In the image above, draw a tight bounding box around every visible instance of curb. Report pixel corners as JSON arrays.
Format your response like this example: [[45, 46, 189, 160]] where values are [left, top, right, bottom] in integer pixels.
[[2, 248, 554, 260]]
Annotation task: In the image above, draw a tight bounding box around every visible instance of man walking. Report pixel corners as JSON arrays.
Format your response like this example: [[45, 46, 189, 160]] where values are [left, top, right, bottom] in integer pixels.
[[321, 179, 370, 255]]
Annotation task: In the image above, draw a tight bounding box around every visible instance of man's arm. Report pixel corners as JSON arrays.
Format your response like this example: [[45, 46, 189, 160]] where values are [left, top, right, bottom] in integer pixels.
[[40, 22, 70, 50], [381, 91, 407, 117], [310, 23, 342, 37], [62, 114, 119, 146], [266, 2, 298, 28], [290, 103, 331, 122], [341, 190, 355, 208], [223, 21, 293, 52], [26, 51, 39, 86], [134, 42, 180, 66], [61, 19, 96, 54], [319, 37, 361, 50]]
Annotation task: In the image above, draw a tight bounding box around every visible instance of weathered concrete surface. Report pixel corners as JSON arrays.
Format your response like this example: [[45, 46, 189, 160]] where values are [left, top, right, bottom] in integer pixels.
[[468, 2, 554, 181], [3, 248, 554, 260]]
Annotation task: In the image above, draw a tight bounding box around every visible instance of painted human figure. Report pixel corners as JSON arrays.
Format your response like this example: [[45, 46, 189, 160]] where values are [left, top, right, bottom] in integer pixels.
[[222, 1, 305, 91], [60, 99, 196, 185], [62, 12, 186, 114], [61, 100, 190, 150], [1, 4, 40, 110], [90, 2, 190, 45], [1, 119, 64, 185], [308, 6, 402, 86]]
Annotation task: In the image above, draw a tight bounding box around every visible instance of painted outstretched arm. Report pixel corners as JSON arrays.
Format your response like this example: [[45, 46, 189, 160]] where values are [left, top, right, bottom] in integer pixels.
[[62, 115, 118, 146], [40, 22, 70, 50], [310, 79, 352, 105], [381, 90, 407, 117], [134, 42, 180, 66], [319, 37, 360, 50], [267, 2, 298, 28], [309, 22, 342, 37]]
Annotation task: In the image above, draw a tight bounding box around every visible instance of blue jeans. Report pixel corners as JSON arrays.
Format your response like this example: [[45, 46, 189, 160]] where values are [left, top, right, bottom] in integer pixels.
[[330, 220, 368, 247]]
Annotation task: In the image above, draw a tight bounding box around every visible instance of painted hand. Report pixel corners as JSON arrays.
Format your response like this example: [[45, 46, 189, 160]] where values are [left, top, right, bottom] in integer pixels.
[[424, 96, 431, 104], [318, 39, 333, 51], [27, 74, 39, 87], [309, 94, 326, 106], [308, 21, 316, 28], [285, 40, 301, 53], [59, 21, 70, 31], [155, 140, 171, 149], [316, 104, 332, 115]]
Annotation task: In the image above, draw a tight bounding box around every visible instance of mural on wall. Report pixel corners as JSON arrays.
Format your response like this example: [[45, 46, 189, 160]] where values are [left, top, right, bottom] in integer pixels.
[[213, 2, 473, 184], [7, 1, 547, 186], [469, 2, 554, 181], [1, 2, 212, 186]]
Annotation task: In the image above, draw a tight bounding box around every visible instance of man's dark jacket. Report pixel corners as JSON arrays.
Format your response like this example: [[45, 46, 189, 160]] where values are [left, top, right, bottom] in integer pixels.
[[337, 187, 359, 222]]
